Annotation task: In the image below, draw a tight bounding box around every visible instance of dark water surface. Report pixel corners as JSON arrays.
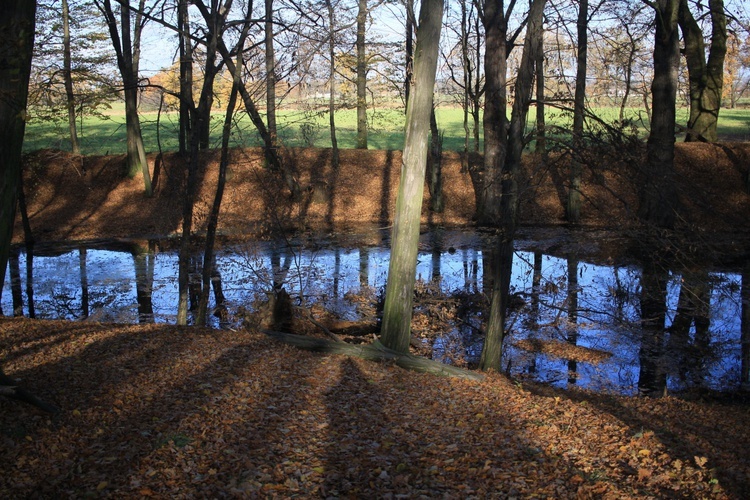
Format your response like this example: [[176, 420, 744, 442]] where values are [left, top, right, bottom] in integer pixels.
[[3, 227, 749, 395]]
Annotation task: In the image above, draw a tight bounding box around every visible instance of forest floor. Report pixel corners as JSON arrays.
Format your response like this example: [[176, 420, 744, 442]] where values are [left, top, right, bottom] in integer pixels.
[[2, 143, 750, 497]]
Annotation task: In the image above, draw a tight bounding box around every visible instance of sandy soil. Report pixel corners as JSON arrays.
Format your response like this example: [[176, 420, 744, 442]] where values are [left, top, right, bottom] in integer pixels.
[[15, 142, 750, 243]]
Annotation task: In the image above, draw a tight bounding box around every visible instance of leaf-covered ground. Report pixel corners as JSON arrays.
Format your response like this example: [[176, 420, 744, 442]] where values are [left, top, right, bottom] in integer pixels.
[[1, 318, 748, 498]]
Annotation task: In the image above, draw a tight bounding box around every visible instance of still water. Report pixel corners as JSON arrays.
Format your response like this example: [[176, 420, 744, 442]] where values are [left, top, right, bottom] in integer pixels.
[[2, 227, 747, 395]]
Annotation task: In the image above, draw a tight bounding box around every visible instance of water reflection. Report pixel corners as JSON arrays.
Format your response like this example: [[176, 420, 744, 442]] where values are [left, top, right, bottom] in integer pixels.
[[1, 228, 748, 394]]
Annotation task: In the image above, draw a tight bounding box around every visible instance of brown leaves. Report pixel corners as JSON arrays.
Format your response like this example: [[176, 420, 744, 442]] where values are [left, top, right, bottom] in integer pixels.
[[0, 317, 747, 497]]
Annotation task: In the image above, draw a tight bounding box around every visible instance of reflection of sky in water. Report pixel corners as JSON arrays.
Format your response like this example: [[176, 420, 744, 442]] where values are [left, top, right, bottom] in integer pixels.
[[2, 232, 745, 394]]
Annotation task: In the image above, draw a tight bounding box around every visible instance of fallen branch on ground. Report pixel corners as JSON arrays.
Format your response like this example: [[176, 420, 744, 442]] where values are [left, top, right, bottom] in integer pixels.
[[261, 329, 484, 381]]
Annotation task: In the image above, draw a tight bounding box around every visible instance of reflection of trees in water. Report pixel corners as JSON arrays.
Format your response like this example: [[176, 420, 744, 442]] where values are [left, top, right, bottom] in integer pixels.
[[133, 244, 155, 324], [567, 256, 579, 385], [742, 268, 750, 389], [5, 231, 749, 393], [637, 256, 669, 396]]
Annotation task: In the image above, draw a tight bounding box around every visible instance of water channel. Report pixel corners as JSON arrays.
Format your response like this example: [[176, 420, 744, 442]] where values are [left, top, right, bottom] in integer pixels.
[[2, 227, 748, 395]]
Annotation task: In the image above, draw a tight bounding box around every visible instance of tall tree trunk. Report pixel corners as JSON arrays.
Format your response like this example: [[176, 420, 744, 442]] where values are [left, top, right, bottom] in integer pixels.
[[404, 0, 415, 111], [100, 0, 152, 196], [62, 0, 80, 154], [0, 1, 56, 414], [535, 16, 546, 159], [325, 0, 339, 171], [178, 0, 193, 154], [460, 0, 470, 169], [679, 0, 726, 142], [199, 2, 301, 200], [355, 0, 368, 149], [639, 0, 680, 229], [380, 0, 444, 353], [197, 52, 242, 325], [478, 0, 545, 371], [477, 0, 508, 226], [265, 0, 278, 144], [0, 0, 36, 301], [176, 0, 228, 325], [427, 105, 444, 212], [567, 0, 587, 223]]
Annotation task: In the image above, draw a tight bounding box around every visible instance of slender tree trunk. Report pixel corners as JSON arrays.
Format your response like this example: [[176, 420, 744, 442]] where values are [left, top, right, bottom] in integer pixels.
[[478, 0, 545, 371], [325, 0, 339, 171], [380, 0, 444, 353], [198, 2, 301, 200], [356, 0, 368, 149], [0, 0, 35, 300], [100, 0, 152, 196], [460, 0, 470, 169], [427, 105, 444, 212], [567, 0, 587, 223], [178, 0, 193, 154], [679, 0, 726, 142], [404, 0, 415, 111], [265, 0, 278, 144], [477, 0, 508, 226], [62, 0, 80, 154], [639, 0, 680, 229], [197, 54, 241, 325], [535, 17, 546, 159]]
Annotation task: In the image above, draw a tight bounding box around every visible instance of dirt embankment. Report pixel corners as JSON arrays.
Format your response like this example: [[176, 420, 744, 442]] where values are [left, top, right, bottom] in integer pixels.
[[15, 142, 750, 243]]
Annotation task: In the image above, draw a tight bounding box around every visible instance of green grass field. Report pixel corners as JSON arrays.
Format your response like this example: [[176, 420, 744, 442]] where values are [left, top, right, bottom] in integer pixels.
[[22, 102, 750, 155]]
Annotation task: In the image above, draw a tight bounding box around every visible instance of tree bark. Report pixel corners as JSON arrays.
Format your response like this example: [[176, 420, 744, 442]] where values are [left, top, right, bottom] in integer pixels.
[[380, 0, 444, 353], [62, 0, 80, 155], [478, 0, 545, 372], [639, 0, 680, 229], [679, 0, 726, 143], [197, 52, 242, 325], [427, 106, 444, 212], [567, 0, 587, 223], [477, 0, 508, 226], [0, 0, 36, 303], [178, 0, 193, 154], [263, 330, 484, 381], [265, 0, 278, 144], [99, 0, 152, 196], [356, 0, 368, 149]]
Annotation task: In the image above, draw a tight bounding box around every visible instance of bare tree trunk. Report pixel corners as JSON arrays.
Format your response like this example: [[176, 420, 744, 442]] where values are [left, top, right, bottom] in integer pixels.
[[178, 0, 193, 154], [0, 0, 35, 301], [62, 0, 80, 154], [477, 0, 508, 226], [535, 17, 546, 159], [325, 0, 339, 171], [460, 0, 470, 169], [380, 0, 444, 353], [356, 0, 368, 149], [567, 0, 587, 223], [679, 0, 726, 142], [197, 50, 243, 325], [640, 0, 680, 229], [427, 105, 444, 212], [404, 0, 415, 111], [265, 0, 278, 144], [478, 0, 545, 371], [201, 3, 301, 200], [99, 0, 152, 196]]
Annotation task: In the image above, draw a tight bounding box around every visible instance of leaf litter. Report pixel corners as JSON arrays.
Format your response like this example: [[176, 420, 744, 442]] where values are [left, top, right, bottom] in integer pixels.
[[0, 317, 748, 498]]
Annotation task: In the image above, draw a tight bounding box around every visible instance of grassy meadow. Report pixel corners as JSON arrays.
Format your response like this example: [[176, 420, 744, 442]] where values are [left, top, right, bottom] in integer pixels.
[[22, 101, 750, 156]]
